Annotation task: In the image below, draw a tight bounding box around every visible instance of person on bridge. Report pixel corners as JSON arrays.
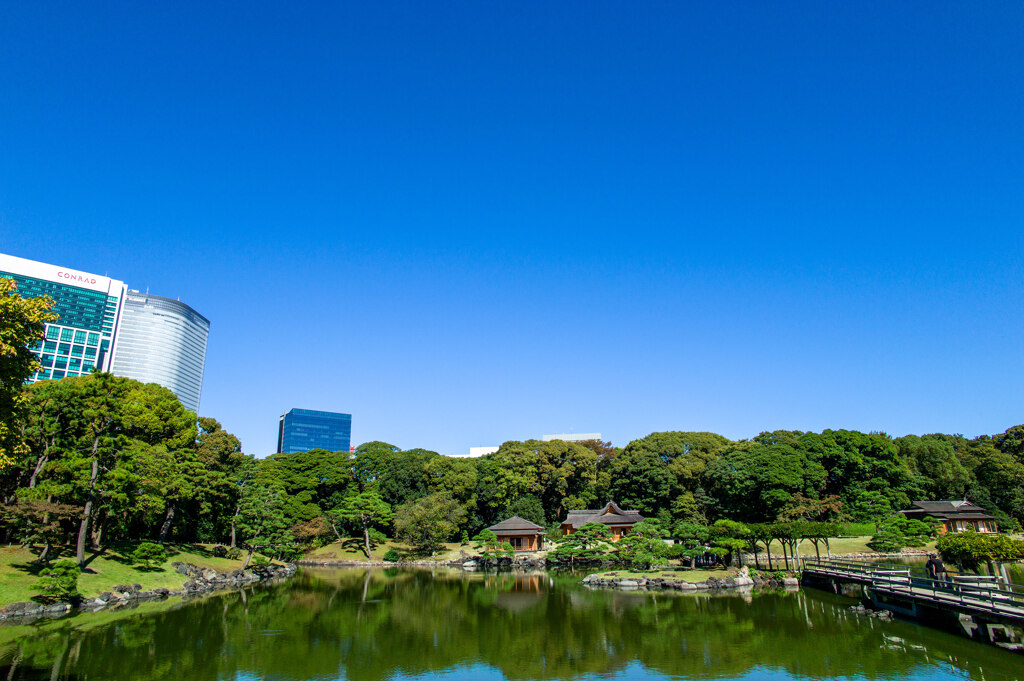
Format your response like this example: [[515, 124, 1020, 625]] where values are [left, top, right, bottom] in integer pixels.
[[925, 553, 948, 582]]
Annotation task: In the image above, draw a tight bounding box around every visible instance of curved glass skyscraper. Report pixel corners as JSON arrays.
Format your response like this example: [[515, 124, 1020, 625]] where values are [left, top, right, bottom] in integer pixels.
[[110, 292, 210, 413]]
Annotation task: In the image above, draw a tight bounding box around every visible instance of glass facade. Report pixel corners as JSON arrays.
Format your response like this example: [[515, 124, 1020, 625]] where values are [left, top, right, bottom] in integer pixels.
[[110, 293, 210, 414], [0, 253, 125, 381], [278, 409, 352, 454], [1, 252, 211, 415]]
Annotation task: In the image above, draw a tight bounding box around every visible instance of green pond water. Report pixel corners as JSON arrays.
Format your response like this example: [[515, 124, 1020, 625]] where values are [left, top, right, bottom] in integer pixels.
[[0, 568, 1021, 681]]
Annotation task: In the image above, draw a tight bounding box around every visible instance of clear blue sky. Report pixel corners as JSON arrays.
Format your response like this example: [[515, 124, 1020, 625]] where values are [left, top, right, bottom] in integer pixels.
[[2, 2, 1022, 456]]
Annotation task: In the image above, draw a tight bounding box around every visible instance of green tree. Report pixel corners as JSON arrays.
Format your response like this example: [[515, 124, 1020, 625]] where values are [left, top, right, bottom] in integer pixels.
[[937, 532, 1024, 578], [394, 492, 466, 552], [549, 522, 611, 565], [131, 541, 168, 569], [710, 519, 751, 566], [34, 558, 81, 603], [0, 277, 57, 471], [613, 520, 669, 569], [329, 490, 394, 558], [236, 481, 292, 567], [471, 529, 514, 560]]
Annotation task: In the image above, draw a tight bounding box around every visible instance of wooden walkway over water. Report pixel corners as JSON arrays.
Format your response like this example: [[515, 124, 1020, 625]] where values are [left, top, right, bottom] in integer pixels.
[[803, 558, 1024, 629]]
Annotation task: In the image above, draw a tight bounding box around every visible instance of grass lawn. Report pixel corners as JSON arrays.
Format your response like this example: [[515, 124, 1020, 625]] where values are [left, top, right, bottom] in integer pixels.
[[303, 539, 473, 562], [594, 568, 734, 583], [749, 536, 937, 561], [0, 542, 258, 606]]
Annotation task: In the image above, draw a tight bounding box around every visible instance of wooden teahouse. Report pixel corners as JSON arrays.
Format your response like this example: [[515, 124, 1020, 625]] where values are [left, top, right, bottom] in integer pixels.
[[559, 501, 644, 541], [485, 515, 546, 552], [899, 499, 998, 534]]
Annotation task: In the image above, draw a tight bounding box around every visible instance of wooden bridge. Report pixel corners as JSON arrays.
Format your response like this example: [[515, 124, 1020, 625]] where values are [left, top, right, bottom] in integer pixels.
[[802, 558, 1024, 634]]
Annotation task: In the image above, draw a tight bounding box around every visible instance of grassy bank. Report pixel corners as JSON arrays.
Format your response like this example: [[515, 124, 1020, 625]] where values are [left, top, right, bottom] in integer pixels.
[[0, 543, 254, 605], [303, 540, 471, 562], [597, 568, 734, 582]]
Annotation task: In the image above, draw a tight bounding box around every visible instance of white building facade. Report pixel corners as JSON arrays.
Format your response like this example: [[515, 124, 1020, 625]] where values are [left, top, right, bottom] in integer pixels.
[[1, 252, 210, 414]]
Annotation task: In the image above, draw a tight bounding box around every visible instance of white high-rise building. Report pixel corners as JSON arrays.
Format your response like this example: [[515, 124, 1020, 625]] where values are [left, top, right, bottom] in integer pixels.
[[1, 252, 210, 413]]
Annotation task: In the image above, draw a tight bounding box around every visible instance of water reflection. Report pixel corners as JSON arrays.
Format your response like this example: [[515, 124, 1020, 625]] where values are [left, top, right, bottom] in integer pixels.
[[0, 568, 1020, 681]]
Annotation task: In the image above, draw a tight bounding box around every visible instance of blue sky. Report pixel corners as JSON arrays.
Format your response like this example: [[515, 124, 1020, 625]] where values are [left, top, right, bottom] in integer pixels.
[[2, 2, 1022, 456]]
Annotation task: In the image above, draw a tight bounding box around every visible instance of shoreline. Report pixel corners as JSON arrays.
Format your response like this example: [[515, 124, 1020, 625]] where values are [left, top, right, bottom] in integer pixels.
[[0, 561, 297, 625]]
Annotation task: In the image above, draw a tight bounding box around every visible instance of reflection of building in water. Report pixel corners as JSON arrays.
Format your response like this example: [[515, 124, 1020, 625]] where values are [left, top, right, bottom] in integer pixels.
[[489, 573, 545, 612]]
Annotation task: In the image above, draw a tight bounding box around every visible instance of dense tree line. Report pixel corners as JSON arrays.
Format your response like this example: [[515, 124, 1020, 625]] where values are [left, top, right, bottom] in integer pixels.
[[2, 281, 1023, 563]]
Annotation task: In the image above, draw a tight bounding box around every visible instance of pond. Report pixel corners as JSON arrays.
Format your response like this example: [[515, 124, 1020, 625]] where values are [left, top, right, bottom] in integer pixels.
[[1, 568, 1021, 681]]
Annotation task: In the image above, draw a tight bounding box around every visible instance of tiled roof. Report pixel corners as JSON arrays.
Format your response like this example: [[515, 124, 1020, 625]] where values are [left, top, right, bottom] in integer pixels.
[[560, 501, 644, 529], [900, 500, 995, 520], [486, 515, 545, 534]]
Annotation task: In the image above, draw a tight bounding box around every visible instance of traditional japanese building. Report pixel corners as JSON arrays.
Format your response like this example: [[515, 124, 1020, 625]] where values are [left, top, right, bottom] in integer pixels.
[[485, 516, 546, 552], [559, 501, 644, 541], [899, 499, 998, 534]]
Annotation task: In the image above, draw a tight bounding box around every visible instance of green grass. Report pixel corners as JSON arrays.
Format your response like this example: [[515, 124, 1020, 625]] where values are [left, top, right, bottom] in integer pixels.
[[748, 536, 937, 560], [303, 539, 472, 562], [594, 567, 734, 583], [0, 542, 258, 606]]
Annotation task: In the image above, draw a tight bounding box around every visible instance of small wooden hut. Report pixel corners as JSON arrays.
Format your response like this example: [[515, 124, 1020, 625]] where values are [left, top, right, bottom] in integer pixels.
[[485, 516, 546, 552]]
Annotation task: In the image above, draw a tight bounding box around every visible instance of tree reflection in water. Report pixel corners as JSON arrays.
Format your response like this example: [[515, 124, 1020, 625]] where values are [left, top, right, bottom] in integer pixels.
[[0, 568, 1021, 681]]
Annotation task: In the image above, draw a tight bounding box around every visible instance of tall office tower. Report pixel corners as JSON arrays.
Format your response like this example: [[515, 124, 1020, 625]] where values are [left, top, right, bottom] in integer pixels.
[[278, 408, 352, 454], [0, 252, 126, 381], [109, 291, 210, 414], [0, 252, 210, 413]]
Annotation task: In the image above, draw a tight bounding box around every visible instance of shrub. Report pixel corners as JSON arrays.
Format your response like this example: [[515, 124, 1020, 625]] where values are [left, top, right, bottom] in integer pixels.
[[211, 545, 228, 558], [225, 547, 242, 560], [35, 558, 81, 603], [132, 542, 168, 570], [251, 554, 271, 567], [383, 549, 401, 562]]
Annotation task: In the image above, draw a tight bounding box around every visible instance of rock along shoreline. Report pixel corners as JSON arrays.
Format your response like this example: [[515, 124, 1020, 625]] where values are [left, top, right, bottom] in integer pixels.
[[581, 567, 800, 591], [0, 561, 297, 625]]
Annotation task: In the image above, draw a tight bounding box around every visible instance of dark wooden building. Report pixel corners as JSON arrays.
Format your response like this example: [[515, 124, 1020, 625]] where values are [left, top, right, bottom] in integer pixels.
[[559, 501, 644, 541], [486, 515, 546, 552], [899, 499, 998, 534]]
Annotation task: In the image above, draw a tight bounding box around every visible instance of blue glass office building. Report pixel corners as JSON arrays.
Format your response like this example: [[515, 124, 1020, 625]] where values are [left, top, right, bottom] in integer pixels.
[[277, 409, 352, 454]]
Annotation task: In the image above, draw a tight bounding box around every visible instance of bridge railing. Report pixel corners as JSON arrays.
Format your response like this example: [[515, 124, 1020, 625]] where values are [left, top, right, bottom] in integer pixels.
[[803, 558, 1024, 616]]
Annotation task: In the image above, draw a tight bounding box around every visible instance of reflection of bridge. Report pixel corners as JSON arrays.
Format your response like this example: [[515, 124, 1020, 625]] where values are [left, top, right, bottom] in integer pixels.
[[802, 558, 1024, 644]]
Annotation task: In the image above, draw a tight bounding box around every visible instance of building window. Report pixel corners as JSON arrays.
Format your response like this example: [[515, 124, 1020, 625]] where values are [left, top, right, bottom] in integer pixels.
[[52, 370, 65, 379], [87, 333, 99, 346], [84, 347, 97, 358], [46, 326, 60, 341], [59, 328, 73, 342], [44, 341, 57, 353], [69, 359, 81, 371], [54, 357, 68, 370], [71, 345, 83, 357], [58, 343, 71, 355], [73, 330, 86, 344]]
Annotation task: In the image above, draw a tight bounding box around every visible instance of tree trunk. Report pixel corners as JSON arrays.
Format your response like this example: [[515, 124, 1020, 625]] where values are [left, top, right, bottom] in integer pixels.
[[243, 548, 254, 569], [781, 541, 789, 570], [825, 538, 832, 560], [792, 540, 802, 570], [158, 503, 176, 543], [766, 540, 774, 571], [92, 516, 104, 549], [814, 540, 821, 560], [362, 522, 372, 559], [75, 448, 100, 566], [37, 540, 51, 565], [754, 543, 761, 569], [230, 506, 240, 548]]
